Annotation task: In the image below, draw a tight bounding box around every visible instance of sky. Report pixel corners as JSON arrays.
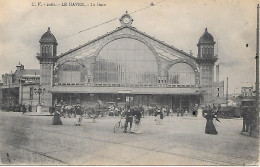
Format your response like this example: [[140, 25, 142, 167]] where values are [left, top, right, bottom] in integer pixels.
[[0, 0, 258, 94]]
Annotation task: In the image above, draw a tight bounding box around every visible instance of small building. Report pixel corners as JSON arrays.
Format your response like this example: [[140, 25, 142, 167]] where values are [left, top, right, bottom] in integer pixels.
[[0, 63, 40, 111], [241, 86, 253, 97]]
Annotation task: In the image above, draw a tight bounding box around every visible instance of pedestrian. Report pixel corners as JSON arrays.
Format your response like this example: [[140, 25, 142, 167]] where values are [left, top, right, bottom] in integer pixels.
[[123, 106, 133, 133], [204, 108, 220, 135], [169, 108, 173, 116], [166, 106, 170, 116], [177, 108, 180, 117], [131, 107, 142, 133], [197, 106, 203, 118], [155, 107, 163, 125], [185, 108, 188, 116], [52, 106, 63, 125], [159, 107, 164, 124], [75, 103, 83, 126], [27, 104, 32, 112], [180, 108, 184, 117], [21, 104, 27, 115], [162, 106, 166, 117]]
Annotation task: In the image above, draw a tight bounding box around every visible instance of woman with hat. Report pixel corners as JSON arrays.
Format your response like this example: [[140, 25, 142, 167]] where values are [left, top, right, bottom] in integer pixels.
[[204, 106, 219, 134]]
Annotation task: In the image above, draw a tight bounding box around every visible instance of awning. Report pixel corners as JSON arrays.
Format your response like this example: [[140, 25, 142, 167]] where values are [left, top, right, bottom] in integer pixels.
[[50, 86, 201, 95]]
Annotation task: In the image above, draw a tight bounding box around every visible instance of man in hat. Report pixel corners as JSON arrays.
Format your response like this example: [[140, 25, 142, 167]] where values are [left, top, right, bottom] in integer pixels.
[[75, 102, 83, 126]]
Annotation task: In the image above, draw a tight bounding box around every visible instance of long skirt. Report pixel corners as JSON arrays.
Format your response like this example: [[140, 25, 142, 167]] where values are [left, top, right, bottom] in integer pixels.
[[156, 115, 161, 125], [52, 114, 62, 125], [132, 122, 142, 133], [205, 120, 218, 134]]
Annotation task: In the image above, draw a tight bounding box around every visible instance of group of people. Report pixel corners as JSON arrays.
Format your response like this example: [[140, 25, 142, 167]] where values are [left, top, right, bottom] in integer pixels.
[[153, 104, 221, 135], [20, 104, 33, 114], [52, 100, 84, 126], [51, 99, 221, 135], [122, 106, 142, 133]]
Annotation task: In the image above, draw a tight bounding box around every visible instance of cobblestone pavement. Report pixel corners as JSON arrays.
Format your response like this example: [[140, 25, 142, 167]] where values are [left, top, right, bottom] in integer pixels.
[[0, 111, 259, 165]]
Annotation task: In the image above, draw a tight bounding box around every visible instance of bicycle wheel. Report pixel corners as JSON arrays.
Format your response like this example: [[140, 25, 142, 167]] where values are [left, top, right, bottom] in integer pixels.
[[113, 122, 121, 133]]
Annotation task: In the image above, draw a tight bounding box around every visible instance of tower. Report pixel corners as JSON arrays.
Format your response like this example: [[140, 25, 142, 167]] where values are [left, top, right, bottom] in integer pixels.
[[36, 27, 58, 109], [197, 28, 217, 105]]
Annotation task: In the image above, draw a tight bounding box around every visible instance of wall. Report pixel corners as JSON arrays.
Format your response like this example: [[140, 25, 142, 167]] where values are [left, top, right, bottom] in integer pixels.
[[21, 84, 40, 112]]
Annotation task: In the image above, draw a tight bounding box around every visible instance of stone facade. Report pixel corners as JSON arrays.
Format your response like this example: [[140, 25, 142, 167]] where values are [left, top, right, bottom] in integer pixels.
[[37, 27, 58, 109]]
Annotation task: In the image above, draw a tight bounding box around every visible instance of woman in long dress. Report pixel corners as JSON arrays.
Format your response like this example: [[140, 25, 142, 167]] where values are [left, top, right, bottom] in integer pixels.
[[204, 109, 218, 134], [132, 108, 142, 133], [52, 106, 63, 125]]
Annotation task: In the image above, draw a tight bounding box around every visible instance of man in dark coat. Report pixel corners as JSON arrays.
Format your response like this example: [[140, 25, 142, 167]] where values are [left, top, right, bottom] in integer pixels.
[[21, 104, 27, 114], [123, 106, 133, 133], [180, 108, 184, 117], [131, 107, 142, 132], [176, 108, 180, 117]]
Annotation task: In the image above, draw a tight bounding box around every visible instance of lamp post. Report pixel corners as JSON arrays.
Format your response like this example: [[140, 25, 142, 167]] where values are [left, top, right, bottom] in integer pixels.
[[34, 85, 45, 113], [9, 96, 12, 111]]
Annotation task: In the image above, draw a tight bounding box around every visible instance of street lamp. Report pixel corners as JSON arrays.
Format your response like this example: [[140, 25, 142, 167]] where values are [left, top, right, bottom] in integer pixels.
[[34, 85, 45, 113], [9, 96, 12, 111]]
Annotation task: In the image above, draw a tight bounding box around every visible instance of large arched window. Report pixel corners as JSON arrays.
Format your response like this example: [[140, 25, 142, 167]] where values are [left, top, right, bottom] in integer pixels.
[[94, 38, 158, 86], [168, 63, 195, 85], [56, 61, 86, 84]]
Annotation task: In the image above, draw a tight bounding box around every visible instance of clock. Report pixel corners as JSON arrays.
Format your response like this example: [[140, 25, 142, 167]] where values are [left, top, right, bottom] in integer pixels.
[[120, 13, 133, 26], [123, 17, 130, 24]]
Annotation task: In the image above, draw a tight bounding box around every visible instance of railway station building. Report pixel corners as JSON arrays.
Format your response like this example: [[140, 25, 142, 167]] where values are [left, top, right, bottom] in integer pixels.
[[37, 13, 218, 111]]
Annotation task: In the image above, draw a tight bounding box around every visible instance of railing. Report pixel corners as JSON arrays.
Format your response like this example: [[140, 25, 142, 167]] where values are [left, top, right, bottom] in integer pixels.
[[53, 82, 198, 88]]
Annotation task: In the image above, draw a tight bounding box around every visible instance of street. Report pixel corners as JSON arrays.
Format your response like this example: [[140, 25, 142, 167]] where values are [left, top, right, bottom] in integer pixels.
[[0, 111, 259, 165]]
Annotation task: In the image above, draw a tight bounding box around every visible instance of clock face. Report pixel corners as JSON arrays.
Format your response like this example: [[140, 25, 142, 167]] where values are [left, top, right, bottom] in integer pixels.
[[123, 17, 130, 24]]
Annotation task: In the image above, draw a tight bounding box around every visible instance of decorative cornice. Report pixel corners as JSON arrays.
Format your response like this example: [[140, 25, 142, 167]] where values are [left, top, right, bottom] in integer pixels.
[[36, 54, 58, 63], [196, 57, 217, 64]]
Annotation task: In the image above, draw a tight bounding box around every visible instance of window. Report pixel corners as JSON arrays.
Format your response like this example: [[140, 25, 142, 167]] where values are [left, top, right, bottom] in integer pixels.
[[93, 38, 158, 85], [168, 63, 195, 85], [57, 62, 85, 84], [42, 46, 52, 54], [42, 46, 45, 53]]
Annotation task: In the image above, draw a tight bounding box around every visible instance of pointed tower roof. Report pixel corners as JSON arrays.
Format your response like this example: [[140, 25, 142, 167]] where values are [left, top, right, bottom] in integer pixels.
[[198, 28, 215, 45], [39, 27, 58, 44]]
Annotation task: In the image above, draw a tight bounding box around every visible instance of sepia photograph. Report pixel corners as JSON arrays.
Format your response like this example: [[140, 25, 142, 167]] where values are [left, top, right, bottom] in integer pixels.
[[0, 0, 259, 165]]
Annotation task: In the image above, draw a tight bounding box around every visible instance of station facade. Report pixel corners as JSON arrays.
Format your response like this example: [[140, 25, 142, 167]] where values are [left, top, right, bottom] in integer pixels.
[[37, 13, 218, 111]]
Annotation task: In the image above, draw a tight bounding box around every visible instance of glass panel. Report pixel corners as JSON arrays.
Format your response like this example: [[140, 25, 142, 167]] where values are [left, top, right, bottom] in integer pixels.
[[94, 38, 158, 85], [168, 63, 195, 85], [57, 62, 85, 84]]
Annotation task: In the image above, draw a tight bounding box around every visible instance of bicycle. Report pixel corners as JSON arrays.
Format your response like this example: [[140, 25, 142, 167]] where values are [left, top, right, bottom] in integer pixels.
[[113, 116, 125, 133]]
